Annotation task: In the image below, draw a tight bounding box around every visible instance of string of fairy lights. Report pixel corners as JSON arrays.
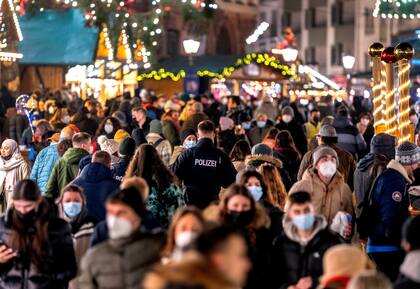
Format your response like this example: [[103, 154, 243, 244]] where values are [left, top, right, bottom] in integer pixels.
[[373, 0, 420, 19]]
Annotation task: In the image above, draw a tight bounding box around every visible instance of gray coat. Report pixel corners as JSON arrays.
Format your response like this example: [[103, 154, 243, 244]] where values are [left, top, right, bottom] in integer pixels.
[[78, 232, 162, 289]]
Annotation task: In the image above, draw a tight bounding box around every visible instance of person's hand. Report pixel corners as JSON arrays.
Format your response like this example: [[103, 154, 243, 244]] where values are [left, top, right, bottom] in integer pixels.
[[0, 245, 17, 264], [343, 223, 353, 239], [296, 277, 312, 289]]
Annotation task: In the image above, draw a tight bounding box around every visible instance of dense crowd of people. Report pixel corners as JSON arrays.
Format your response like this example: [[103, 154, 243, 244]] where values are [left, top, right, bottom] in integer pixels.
[[0, 86, 418, 289]]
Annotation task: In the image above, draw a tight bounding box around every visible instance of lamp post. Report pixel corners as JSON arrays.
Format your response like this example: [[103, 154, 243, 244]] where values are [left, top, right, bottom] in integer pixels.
[[342, 54, 355, 96], [183, 39, 201, 66]]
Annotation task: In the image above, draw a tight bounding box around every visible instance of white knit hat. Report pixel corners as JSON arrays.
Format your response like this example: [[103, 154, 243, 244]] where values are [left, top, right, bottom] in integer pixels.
[[97, 135, 119, 156]]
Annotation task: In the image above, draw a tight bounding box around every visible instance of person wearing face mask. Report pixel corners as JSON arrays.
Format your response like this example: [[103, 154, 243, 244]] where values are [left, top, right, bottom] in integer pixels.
[[0, 139, 30, 212], [304, 109, 321, 145], [169, 129, 197, 166], [50, 107, 71, 130], [290, 146, 354, 225], [203, 184, 272, 289], [270, 191, 344, 289], [44, 132, 92, 201], [95, 117, 122, 140], [79, 187, 163, 289], [249, 113, 274, 146], [276, 106, 308, 156], [356, 112, 374, 157], [57, 185, 96, 289], [161, 206, 205, 264], [366, 142, 420, 281], [0, 180, 77, 289]]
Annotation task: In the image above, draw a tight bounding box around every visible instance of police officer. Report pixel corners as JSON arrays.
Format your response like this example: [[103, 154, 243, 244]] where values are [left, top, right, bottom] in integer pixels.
[[171, 120, 236, 209], [367, 142, 420, 281]]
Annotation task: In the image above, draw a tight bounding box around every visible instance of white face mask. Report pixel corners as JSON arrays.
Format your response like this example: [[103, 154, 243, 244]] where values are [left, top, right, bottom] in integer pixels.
[[282, 115, 293, 123], [318, 161, 337, 177], [175, 231, 198, 248], [107, 215, 134, 239], [104, 124, 114, 134], [361, 119, 370, 126]]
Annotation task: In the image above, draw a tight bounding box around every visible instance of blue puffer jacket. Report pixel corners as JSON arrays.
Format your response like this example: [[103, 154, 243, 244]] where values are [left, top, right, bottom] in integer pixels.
[[71, 162, 120, 221], [30, 144, 60, 193], [368, 160, 411, 250]]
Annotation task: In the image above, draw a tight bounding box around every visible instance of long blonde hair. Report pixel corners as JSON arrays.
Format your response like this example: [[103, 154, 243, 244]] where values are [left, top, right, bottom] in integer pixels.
[[259, 163, 287, 209]]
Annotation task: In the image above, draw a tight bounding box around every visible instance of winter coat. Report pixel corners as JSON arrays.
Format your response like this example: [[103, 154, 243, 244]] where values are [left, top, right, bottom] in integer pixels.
[[111, 156, 131, 182], [217, 129, 240, 155], [275, 120, 308, 156], [249, 123, 274, 146], [30, 144, 60, 193], [146, 133, 172, 166], [143, 253, 237, 289], [171, 138, 236, 209], [367, 160, 411, 249], [332, 116, 367, 159], [289, 168, 354, 224], [353, 153, 389, 217], [44, 148, 90, 201], [245, 154, 293, 191], [298, 144, 356, 191], [180, 112, 208, 134], [0, 209, 77, 289], [71, 163, 120, 221], [169, 146, 185, 166], [304, 121, 321, 143], [271, 215, 343, 289], [394, 251, 420, 289], [162, 119, 180, 149], [8, 114, 28, 145], [0, 152, 30, 211], [78, 231, 163, 289], [273, 147, 300, 184], [203, 204, 272, 289], [147, 183, 185, 228]]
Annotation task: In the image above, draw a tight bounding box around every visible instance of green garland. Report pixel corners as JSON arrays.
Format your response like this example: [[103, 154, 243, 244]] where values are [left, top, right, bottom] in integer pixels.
[[373, 0, 420, 18]]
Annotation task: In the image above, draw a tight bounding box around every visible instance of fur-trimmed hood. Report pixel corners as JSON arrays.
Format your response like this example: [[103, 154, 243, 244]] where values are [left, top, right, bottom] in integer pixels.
[[244, 154, 283, 169], [143, 252, 237, 289], [203, 203, 270, 230], [387, 159, 413, 184]]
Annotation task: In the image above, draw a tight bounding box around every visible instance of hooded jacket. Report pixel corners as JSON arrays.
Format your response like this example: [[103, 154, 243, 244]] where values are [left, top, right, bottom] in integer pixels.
[[395, 251, 420, 289], [367, 160, 411, 249], [78, 231, 163, 289], [44, 148, 90, 200], [289, 168, 354, 224], [30, 144, 60, 193], [111, 156, 132, 182], [332, 116, 367, 158], [72, 162, 120, 221], [146, 133, 172, 166], [271, 215, 343, 289]]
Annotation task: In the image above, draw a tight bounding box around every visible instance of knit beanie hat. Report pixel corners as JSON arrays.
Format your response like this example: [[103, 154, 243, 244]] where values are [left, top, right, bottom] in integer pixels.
[[312, 146, 339, 167], [149, 119, 163, 135], [251, 143, 273, 156], [98, 135, 119, 156], [319, 245, 373, 286], [114, 129, 130, 144], [281, 106, 295, 117], [132, 128, 147, 147], [370, 133, 396, 160], [219, 117, 234, 131], [108, 187, 145, 218], [317, 125, 337, 137], [396, 141, 420, 166], [119, 137, 136, 157], [181, 128, 196, 144]]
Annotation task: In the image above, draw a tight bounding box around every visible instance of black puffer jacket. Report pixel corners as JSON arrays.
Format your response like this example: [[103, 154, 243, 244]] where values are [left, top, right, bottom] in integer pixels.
[[0, 207, 77, 289], [271, 216, 343, 289]]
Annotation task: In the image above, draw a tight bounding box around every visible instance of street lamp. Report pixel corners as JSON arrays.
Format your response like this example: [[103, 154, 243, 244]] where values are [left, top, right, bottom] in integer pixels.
[[342, 54, 356, 96], [183, 39, 201, 66]]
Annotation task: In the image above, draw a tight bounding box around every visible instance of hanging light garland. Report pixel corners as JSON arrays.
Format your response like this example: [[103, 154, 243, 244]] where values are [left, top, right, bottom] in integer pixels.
[[373, 0, 420, 19], [369, 43, 386, 134]]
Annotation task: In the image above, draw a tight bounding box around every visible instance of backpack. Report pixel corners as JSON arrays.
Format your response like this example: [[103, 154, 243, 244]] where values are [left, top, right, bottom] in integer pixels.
[[356, 174, 382, 239], [150, 137, 164, 149]]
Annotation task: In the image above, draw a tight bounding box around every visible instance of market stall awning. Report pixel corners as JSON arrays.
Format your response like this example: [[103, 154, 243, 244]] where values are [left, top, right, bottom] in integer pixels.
[[138, 53, 297, 81], [19, 9, 98, 65]]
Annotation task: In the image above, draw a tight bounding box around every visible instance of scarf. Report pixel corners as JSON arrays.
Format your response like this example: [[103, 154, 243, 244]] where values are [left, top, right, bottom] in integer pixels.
[[0, 150, 25, 198]]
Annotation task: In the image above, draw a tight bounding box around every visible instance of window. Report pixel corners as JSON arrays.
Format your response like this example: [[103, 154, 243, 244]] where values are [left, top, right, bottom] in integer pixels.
[[305, 8, 316, 28], [331, 43, 343, 65], [167, 29, 180, 56], [365, 7, 374, 34], [305, 47, 316, 63], [271, 11, 278, 37], [282, 12, 291, 27]]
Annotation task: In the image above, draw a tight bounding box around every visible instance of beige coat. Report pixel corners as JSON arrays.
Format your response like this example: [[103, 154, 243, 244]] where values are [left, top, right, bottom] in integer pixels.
[[289, 168, 354, 224]]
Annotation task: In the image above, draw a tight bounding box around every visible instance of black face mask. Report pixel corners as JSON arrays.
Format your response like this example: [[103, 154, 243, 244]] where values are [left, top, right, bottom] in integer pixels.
[[15, 209, 37, 227], [313, 116, 320, 124], [225, 210, 255, 227]]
